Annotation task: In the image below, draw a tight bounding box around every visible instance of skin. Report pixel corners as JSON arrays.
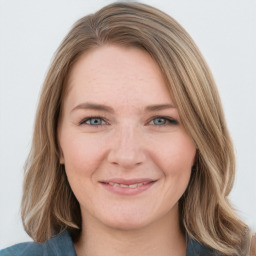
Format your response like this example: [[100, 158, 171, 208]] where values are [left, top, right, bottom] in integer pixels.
[[58, 45, 196, 256]]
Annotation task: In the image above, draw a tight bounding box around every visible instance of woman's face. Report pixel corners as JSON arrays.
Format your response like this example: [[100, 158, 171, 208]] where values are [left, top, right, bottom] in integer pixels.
[[58, 45, 196, 231]]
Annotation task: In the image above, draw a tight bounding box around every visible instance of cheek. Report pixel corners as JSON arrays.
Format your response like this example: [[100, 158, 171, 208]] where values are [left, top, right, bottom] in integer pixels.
[[151, 132, 196, 176], [60, 134, 108, 204], [60, 133, 107, 176]]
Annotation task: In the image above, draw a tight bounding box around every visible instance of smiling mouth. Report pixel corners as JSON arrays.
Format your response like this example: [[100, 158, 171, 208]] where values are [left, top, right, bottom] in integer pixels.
[[102, 181, 153, 189], [99, 179, 156, 195]]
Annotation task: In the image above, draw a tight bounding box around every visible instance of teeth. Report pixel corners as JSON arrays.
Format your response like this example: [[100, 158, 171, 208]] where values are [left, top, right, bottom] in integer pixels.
[[107, 181, 150, 188], [129, 184, 138, 188]]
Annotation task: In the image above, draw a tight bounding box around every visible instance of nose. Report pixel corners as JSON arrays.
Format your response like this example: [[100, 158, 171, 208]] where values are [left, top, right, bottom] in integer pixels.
[[107, 124, 146, 169]]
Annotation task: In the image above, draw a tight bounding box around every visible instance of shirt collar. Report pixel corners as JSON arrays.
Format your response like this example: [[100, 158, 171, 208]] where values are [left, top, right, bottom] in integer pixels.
[[186, 234, 222, 256]]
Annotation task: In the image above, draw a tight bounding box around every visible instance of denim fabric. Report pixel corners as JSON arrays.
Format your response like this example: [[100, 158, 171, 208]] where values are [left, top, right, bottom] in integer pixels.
[[186, 235, 223, 256], [0, 231, 221, 256], [0, 231, 76, 256]]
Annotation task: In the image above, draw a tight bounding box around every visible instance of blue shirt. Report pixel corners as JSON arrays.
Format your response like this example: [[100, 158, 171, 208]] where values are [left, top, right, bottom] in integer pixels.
[[0, 231, 221, 256]]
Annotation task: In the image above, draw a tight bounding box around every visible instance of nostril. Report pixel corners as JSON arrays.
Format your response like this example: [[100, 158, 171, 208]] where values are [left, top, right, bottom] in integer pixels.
[[107, 154, 145, 169], [107, 137, 146, 168]]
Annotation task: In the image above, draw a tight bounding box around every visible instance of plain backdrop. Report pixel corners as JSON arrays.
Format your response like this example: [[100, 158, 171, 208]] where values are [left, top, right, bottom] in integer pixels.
[[0, 0, 255, 249]]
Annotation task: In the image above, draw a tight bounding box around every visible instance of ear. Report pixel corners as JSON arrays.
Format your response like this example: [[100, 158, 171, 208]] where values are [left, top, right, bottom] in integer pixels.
[[57, 122, 65, 164], [192, 149, 198, 169], [59, 148, 65, 164]]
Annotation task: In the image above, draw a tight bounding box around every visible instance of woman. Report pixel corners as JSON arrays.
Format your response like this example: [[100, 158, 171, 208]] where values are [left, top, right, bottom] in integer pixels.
[[0, 2, 252, 256]]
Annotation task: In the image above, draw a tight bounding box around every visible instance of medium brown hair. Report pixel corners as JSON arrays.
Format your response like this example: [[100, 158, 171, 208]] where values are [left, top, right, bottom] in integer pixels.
[[21, 2, 249, 255]]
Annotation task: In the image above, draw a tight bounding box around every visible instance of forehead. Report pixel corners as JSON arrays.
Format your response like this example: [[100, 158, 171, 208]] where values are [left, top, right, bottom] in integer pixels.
[[65, 44, 174, 110]]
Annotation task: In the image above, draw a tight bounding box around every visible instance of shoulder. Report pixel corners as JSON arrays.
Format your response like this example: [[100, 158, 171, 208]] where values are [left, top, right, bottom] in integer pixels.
[[186, 235, 225, 256], [0, 231, 76, 256]]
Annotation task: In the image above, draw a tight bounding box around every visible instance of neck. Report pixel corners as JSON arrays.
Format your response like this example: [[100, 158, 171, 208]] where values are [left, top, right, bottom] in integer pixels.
[[75, 207, 186, 256]]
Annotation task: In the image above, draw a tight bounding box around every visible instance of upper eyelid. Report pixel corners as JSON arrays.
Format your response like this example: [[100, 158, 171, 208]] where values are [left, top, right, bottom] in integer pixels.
[[147, 116, 179, 124], [78, 115, 178, 125], [79, 116, 109, 125]]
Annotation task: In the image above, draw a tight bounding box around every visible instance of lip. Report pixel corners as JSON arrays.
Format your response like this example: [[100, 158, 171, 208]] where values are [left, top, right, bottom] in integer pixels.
[[99, 178, 156, 196]]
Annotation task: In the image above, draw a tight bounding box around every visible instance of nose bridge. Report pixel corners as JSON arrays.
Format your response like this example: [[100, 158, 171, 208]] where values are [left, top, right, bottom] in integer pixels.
[[119, 122, 138, 150], [107, 122, 145, 168]]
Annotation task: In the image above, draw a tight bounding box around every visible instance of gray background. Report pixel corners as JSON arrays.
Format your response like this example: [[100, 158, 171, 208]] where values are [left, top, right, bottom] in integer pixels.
[[0, 0, 255, 249]]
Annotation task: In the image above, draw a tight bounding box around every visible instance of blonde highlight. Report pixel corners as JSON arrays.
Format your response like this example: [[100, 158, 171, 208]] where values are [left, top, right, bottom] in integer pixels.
[[21, 2, 249, 255]]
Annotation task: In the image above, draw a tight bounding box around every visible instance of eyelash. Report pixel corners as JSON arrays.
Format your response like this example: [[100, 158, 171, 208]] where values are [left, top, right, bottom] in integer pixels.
[[148, 116, 179, 126], [79, 116, 179, 127], [79, 116, 109, 127]]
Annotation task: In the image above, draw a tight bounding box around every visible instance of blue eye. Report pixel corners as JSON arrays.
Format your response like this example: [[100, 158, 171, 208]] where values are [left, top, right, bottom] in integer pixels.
[[151, 117, 178, 126], [80, 117, 106, 126], [88, 118, 103, 125], [153, 117, 167, 125]]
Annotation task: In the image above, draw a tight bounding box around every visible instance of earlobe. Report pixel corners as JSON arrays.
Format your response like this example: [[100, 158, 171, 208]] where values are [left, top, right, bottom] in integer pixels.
[[60, 156, 65, 164], [59, 148, 65, 164], [57, 128, 65, 164], [192, 149, 198, 170]]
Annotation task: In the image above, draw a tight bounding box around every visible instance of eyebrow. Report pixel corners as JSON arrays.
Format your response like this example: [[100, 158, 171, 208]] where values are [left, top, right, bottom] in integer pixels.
[[71, 102, 114, 113], [145, 104, 176, 111], [71, 102, 176, 113]]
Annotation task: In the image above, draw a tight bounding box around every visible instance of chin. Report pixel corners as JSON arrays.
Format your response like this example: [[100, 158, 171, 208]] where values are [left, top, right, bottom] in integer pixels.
[[98, 208, 154, 231], [104, 218, 149, 231]]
